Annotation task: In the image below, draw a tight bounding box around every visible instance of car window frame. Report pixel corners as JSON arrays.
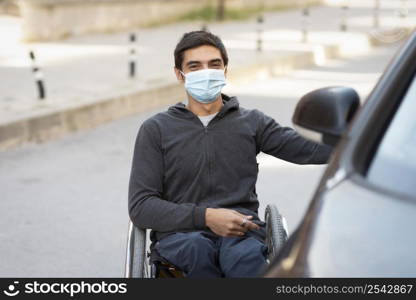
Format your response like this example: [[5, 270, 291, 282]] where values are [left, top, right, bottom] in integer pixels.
[[365, 74, 416, 197], [343, 35, 416, 202]]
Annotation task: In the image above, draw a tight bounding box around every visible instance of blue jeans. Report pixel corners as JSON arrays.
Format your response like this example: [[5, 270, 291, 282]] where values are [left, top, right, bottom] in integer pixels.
[[154, 231, 268, 278]]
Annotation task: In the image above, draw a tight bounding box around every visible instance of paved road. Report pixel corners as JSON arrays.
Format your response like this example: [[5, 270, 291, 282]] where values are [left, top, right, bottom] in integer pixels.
[[0, 42, 400, 277]]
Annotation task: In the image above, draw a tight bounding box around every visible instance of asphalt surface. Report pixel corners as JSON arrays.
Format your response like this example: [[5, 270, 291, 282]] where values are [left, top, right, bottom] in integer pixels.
[[0, 42, 401, 277]]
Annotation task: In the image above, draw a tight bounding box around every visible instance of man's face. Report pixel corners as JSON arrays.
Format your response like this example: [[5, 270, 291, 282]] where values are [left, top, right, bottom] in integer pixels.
[[175, 45, 227, 81]]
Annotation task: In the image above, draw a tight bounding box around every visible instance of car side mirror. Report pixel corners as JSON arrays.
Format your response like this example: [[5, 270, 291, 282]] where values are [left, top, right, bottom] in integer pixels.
[[292, 86, 360, 147]]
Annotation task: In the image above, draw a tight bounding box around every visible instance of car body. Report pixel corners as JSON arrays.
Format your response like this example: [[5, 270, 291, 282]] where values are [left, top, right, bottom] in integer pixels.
[[264, 30, 416, 277]]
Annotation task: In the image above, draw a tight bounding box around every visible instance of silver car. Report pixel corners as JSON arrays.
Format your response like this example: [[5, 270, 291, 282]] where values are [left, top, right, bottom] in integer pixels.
[[265, 30, 416, 277]]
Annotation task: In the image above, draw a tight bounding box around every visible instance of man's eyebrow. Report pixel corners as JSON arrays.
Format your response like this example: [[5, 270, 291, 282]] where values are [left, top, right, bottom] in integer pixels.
[[209, 58, 223, 64], [186, 58, 223, 66], [186, 60, 202, 66]]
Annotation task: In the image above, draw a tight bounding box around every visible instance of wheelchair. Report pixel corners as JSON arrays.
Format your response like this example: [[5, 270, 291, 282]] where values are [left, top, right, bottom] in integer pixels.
[[124, 204, 288, 278]]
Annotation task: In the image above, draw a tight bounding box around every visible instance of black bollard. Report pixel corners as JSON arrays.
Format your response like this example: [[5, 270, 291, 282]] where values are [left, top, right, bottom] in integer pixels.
[[340, 3, 349, 32], [399, 0, 408, 19], [129, 33, 137, 78], [29, 50, 46, 100], [302, 6, 310, 43], [373, 0, 380, 28], [257, 15, 264, 52]]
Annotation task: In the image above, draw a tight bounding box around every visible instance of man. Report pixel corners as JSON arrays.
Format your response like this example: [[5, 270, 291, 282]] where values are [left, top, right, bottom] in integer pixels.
[[128, 31, 332, 278]]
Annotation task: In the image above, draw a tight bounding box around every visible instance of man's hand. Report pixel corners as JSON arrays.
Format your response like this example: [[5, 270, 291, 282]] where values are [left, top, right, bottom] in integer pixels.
[[205, 208, 260, 237]]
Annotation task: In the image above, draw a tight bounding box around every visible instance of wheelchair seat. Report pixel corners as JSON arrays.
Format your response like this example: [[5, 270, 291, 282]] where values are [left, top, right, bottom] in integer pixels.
[[149, 246, 185, 278], [125, 204, 288, 278]]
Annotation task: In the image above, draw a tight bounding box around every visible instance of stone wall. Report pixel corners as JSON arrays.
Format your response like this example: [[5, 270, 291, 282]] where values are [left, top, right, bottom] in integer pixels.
[[19, 0, 315, 41], [20, 0, 213, 41], [0, 0, 19, 16]]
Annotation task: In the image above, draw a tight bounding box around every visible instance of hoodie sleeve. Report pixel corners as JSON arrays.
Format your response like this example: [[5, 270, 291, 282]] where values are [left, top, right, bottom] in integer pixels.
[[128, 119, 206, 232], [255, 110, 332, 164]]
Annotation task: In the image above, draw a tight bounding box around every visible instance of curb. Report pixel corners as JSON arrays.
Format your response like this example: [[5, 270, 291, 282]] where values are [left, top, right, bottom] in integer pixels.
[[0, 83, 184, 151]]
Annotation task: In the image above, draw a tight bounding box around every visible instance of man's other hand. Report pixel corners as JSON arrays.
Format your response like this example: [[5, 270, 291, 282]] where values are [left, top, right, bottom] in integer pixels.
[[205, 208, 260, 237]]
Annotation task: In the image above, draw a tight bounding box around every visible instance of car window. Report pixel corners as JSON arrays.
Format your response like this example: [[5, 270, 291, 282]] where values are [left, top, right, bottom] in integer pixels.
[[366, 74, 416, 198]]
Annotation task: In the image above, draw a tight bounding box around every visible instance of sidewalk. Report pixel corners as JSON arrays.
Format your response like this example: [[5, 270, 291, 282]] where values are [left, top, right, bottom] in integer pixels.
[[0, 0, 415, 150]]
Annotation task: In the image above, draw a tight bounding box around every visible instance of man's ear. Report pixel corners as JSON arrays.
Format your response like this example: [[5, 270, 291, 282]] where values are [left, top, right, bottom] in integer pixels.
[[174, 67, 185, 82], [224, 66, 228, 78]]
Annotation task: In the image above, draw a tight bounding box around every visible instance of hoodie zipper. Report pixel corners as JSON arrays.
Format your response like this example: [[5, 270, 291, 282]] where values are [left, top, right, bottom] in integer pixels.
[[190, 113, 223, 199], [204, 114, 225, 199], [202, 115, 220, 199], [204, 126, 211, 198], [173, 101, 232, 198]]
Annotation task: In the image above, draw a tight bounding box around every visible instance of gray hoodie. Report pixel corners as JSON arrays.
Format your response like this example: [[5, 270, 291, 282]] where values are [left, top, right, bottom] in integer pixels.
[[128, 94, 332, 242]]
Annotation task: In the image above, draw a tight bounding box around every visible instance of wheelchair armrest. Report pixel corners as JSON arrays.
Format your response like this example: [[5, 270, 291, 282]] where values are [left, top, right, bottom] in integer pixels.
[[124, 221, 147, 278]]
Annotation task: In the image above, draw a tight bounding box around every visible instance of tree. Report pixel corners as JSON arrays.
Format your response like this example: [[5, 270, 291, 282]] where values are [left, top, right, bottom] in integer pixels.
[[217, 0, 225, 21]]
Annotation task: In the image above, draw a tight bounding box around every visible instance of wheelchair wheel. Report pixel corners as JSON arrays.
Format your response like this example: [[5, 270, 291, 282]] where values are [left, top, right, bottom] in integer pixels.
[[265, 204, 288, 262], [125, 221, 150, 278]]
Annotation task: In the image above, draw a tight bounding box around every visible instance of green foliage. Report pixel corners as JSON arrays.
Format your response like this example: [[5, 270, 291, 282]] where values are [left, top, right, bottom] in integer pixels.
[[179, 4, 295, 22]]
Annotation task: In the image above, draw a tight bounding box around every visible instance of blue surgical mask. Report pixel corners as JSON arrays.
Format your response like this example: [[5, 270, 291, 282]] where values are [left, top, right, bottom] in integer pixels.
[[180, 69, 226, 104]]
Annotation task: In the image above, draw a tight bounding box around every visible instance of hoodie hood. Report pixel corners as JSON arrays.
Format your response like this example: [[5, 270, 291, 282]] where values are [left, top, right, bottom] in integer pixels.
[[167, 93, 239, 119]]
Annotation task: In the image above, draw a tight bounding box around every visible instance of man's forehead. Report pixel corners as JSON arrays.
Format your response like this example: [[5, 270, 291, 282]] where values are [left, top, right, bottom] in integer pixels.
[[183, 45, 223, 63]]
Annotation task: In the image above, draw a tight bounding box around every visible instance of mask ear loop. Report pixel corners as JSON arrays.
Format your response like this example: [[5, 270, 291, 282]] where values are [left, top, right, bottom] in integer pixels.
[[179, 70, 186, 80]]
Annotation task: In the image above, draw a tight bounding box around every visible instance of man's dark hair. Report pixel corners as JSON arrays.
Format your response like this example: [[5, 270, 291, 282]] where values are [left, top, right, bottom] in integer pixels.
[[174, 31, 229, 70]]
